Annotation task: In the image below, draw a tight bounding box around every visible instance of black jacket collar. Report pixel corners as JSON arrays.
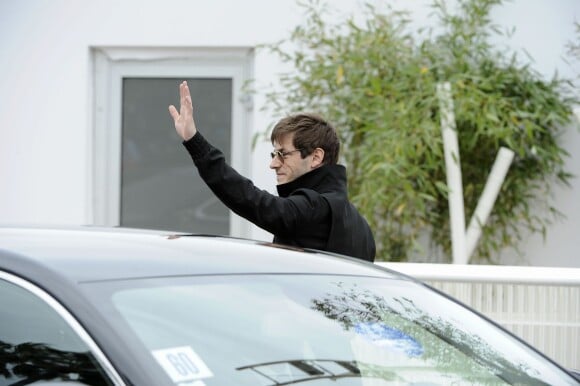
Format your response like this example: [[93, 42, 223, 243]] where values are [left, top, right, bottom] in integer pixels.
[[276, 164, 347, 198]]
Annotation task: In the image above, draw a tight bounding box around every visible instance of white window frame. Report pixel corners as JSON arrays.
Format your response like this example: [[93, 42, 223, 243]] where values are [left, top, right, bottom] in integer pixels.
[[91, 47, 254, 238]]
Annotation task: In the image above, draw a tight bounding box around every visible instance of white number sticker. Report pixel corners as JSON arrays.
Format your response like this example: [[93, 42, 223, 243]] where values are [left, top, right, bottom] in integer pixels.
[[152, 346, 213, 383]]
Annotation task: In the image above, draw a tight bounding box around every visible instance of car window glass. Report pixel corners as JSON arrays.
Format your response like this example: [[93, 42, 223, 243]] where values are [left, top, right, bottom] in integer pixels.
[[0, 279, 114, 386], [101, 275, 577, 386]]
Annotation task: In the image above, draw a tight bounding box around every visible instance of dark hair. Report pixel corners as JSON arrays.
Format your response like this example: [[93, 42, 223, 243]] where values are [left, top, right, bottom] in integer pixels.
[[270, 113, 340, 165]]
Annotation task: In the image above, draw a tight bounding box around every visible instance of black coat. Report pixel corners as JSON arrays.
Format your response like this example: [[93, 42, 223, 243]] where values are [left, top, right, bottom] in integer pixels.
[[184, 132, 376, 262]]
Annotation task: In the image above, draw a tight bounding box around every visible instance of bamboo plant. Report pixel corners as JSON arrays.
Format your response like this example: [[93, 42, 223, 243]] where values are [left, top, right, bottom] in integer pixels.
[[254, 0, 579, 262]]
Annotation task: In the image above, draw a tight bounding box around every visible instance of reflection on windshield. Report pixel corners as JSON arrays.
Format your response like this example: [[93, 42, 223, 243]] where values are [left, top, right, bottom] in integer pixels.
[[0, 340, 108, 386], [310, 282, 549, 385]]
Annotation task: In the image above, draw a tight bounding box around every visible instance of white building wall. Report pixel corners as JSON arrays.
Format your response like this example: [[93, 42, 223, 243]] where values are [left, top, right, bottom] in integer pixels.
[[0, 0, 578, 266], [489, 0, 580, 268]]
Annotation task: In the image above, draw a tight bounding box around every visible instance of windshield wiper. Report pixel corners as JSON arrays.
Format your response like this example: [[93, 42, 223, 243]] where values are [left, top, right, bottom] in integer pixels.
[[236, 359, 370, 385]]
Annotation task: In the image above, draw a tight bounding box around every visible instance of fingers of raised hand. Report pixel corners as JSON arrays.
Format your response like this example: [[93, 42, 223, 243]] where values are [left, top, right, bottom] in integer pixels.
[[180, 81, 187, 99], [179, 82, 193, 114], [168, 105, 179, 121], [180, 81, 191, 102]]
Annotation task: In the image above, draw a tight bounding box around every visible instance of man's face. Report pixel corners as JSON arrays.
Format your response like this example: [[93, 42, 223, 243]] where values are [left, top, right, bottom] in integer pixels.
[[270, 133, 313, 185]]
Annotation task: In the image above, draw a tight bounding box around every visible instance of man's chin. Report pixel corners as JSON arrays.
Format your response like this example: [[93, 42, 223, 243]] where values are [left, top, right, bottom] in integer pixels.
[[276, 176, 289, 185]]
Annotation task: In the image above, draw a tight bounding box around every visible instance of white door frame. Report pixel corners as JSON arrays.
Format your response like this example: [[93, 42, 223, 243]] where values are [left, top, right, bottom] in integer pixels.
[[91, 47, 254, 238]]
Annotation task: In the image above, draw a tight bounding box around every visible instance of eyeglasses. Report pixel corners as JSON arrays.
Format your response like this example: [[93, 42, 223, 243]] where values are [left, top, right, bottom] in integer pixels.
[[270, 149, 303, 163]]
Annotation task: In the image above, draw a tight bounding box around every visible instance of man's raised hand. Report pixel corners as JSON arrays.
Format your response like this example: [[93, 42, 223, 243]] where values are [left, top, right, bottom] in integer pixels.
[[168, 81, 197, 141]]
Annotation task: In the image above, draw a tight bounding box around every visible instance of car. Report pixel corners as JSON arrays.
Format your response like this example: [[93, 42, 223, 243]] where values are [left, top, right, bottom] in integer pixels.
[[0, 225, 578, 386]]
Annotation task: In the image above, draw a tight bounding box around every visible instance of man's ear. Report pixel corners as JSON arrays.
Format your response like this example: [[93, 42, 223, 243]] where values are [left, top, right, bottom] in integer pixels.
[[311, 147, 325, 168]]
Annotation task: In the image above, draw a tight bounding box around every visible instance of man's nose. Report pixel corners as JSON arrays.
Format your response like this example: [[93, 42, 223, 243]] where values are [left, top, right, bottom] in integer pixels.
[[269, 156, 282, 169]]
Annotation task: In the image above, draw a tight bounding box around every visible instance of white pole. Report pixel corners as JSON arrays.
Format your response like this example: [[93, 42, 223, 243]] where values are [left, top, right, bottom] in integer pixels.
[[465, 147, 515, 260], [437, 82, 467, 264]]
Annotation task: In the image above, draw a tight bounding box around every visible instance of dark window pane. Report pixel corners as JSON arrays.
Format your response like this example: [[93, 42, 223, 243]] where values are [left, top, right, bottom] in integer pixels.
[[120, 78, 232, 235]]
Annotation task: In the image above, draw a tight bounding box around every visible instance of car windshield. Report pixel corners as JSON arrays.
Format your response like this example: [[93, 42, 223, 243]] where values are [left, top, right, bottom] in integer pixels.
[[85, 274, 576, 386]]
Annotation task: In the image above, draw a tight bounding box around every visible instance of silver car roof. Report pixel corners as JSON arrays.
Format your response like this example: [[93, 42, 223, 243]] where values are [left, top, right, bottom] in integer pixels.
[[0, 226, 399, 283]]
